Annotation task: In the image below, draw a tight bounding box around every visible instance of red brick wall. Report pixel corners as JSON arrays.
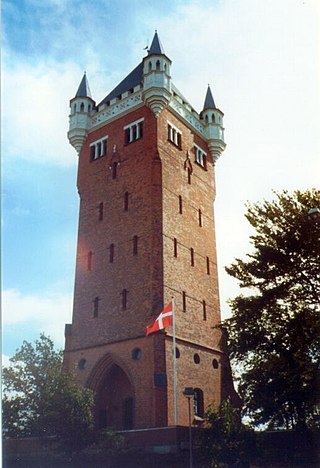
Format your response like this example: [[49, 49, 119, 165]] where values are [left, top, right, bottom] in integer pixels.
[[70, 105, 162, 349], [64, 102, 226, 430], [156, 108, 223, 425]]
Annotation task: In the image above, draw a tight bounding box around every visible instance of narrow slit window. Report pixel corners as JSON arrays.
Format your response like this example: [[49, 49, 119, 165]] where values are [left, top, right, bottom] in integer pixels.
[[133, 235, 138, 255], [90, 145, 96, 160], [121, 289, 128, 310], [124, 191, 129, 211], [112, 162, 117, 179], [179, 195, 183, 214], [187, 168, 192, 185], [125, 128, 131, 145], [203, 300, 207, 321], [99, 202, 104, 221], [87, 251, 93, 271], [190, 248, 194, 267], [193, 388, 204, 417], [93, 297, 99, 318], [206, 256, 210, 275], [198, 209, 202, 227], [101, 139, 107, 156], [182, 291, 186, 312], [174, 238, 178, 258], [109, 243, 114, 263], [177, 132, 182, 149]]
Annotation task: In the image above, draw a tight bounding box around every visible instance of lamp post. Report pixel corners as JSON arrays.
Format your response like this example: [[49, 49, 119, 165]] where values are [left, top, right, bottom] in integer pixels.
[[183, 387, 194, 468]]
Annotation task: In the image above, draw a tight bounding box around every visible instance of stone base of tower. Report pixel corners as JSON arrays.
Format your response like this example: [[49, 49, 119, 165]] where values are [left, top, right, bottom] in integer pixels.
[[64, 328, 237, 432], [64, 333, 169, 430]]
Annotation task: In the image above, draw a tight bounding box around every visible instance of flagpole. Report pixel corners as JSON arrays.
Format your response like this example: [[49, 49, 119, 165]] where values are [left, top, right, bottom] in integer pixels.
[[172, 297, 178, 426]]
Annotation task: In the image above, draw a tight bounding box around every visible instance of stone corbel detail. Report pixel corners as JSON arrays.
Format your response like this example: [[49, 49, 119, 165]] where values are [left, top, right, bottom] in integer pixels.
[[143, 89, 171, 117], [67, 128, 88, 154]]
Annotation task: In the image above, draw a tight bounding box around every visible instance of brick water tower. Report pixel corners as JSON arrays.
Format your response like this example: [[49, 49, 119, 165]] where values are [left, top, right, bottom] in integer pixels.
[[64, 32, 235, 434]]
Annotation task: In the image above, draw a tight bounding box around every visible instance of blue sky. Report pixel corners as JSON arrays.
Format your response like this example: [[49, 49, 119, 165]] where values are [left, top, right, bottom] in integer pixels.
[[2, 0, 320, 360]]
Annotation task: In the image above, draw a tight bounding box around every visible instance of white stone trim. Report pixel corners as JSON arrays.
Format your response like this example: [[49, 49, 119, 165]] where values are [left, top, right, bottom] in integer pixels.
[[123, 117, 144, 130], [169, 96, 206, 138], [91, 92, 143, 127], [89, 135, 108, 147]]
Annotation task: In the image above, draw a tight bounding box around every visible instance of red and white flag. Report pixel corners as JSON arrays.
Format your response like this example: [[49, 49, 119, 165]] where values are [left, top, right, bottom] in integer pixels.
[[146, 301, 173, 336]]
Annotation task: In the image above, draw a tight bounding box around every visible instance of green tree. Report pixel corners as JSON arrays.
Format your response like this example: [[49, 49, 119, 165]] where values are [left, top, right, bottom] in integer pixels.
[[224, 189, 320, 430], [199, 398, 256, 468], [2, 334, 95, 454]]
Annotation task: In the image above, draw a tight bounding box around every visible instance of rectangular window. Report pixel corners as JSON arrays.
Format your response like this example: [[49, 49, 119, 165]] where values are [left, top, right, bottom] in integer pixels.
[[190, 248, 194, 267], [133, 236, 138, 255], [178, 195, 183, 214], [99, 202, 104, 221], [206, 256, 210, 275], [124, 118, 144, 144], [121, 289, 128, 310], [87, 251, 93, 271], [182, 291, 186, 312], [174, 238, 178, 258], [167, 122, 182, 149], [203, 300, 207, 321], [109, 244, 114, 263], [90, 136, 108, 161], [187, 167, 192, 185], [124, 192, 129, 211], [194, 144, 207, 169], [112, 162, 117, 179], [93, 297, 99, 318]]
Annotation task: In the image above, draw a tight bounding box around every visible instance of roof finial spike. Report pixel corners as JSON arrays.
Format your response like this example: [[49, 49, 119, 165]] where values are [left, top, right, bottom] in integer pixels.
[[75, 72, 92, 99], [148, 30, 165, 55], [203, 84, 216, 110]]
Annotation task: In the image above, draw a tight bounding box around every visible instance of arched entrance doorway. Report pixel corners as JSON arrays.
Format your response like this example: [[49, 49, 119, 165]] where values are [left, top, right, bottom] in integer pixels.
[[88, 358, 135, 430]]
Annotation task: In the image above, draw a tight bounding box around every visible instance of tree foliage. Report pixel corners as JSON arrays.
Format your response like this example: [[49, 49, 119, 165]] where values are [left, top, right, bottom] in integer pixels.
[[199, 398, 256, 467], [2, 334, 95, 454], [224, 189, 320, 430]]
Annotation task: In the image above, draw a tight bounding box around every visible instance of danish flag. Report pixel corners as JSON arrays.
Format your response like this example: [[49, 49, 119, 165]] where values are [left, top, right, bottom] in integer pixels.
[[146, 301, 173, 336]]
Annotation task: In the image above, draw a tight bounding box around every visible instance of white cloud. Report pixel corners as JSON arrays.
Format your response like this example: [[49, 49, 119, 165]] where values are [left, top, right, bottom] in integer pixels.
[[2, 289, 73, 348], [2, 59, 81, 167]]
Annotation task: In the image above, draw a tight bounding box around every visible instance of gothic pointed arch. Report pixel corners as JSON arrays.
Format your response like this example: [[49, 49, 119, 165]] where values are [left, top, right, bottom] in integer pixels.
[[86, 352, 134, 391], [86, 353, 136, 430]]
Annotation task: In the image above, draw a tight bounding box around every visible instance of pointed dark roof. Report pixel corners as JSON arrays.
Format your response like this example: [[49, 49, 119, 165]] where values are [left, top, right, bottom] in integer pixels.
[[203, 85, 216, 110], [98, 31, 172, 107], [99, 62, 143, 106], [148, 31, 165, 55], [75, 73, 92, 98]]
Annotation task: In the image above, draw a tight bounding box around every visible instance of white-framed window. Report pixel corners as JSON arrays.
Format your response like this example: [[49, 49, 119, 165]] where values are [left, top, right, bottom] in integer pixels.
[[124, 118, 144, 144], [90, 136, 108, 160], [194, 144, 207, 168], [167, 122, 182, 148]]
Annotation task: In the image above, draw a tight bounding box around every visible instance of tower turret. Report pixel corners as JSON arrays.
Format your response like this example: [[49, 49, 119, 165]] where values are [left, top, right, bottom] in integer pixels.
[[201, 85, 226, 162], [68, 73, 96, 154], [142, 31, 172, 117]]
